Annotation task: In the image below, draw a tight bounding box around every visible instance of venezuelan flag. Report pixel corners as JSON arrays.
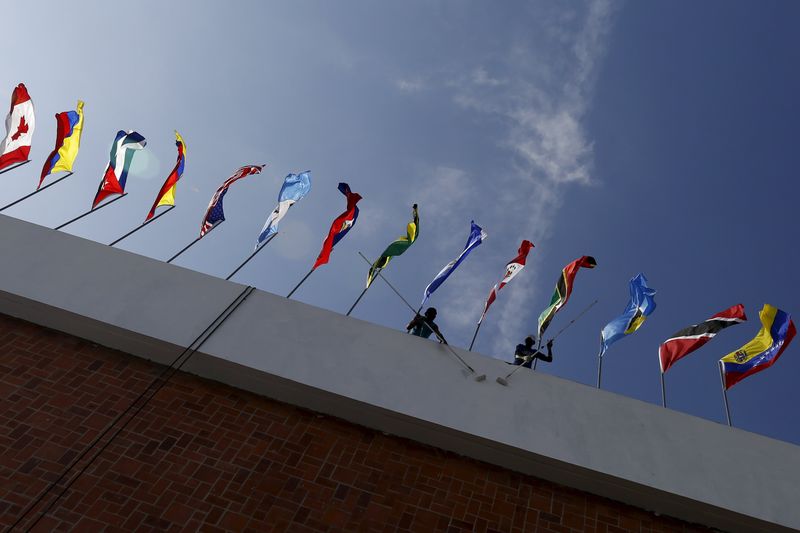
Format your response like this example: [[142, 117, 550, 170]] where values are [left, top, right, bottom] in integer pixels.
[[39, 100, 84, 188], [146, 131, 186, 221], [720, 304, 796, 389]]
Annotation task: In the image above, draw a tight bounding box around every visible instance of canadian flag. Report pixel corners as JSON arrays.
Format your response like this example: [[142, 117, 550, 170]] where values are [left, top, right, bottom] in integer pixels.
[[0, 83, 36, 171]]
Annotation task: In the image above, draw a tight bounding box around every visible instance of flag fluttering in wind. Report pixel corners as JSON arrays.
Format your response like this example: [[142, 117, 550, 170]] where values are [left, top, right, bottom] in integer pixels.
[[421, 221, 487, 307], [39, 100, 84, 188], [201, 164, 265, 236], [659, 304, 747, 373], [720, 304, 795, 389], [256, 171, 312, 249], [92, 130, 146, 208], [313, 182, 362, 269], [600, 273, 657, 356], [0, 83, 35, 171], [366, 204, 419, 288], [479, 239, 534, 324], [146, 131, 186, 221], [537, 255, 596, 339]]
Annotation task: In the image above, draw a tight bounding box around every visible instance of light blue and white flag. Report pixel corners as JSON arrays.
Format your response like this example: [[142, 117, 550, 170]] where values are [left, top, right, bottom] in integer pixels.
[[600, 273, 657, 356], [256, 171, 312, 248], [421, 221, 487, 307]]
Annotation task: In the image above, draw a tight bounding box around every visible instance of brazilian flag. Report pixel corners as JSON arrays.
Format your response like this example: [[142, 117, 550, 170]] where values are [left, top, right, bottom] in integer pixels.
[[366, 204, 419, 288]]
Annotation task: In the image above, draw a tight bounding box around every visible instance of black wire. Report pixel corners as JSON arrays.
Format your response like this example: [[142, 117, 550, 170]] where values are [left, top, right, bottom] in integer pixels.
[[8, 286, 254, 532]]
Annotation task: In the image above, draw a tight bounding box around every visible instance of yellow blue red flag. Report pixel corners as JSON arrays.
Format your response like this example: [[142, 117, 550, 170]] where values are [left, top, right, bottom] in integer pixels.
[[720, 304, 796, 389], [39, 100, 84, 188], [146, 131, 186, 221]]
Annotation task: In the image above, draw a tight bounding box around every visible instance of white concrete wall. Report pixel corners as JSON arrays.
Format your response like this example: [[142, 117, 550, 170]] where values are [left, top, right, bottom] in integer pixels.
[[2, 213, 798, 533]]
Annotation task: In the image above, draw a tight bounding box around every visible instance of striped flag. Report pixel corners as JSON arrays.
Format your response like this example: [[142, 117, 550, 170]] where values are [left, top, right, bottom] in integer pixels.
[[40, 100, 84, 187], [720, 304, 796, 389], [422, 221, 486, 308], [313, 183, 362, 269], [537, 256, 596, 339], [659, 304, 747, 373], [0, 83, 35, 171], [146, 131, 186, 221], [93, 130, 146, 208], [479, 240, 534, 324], [366, 204, 419, 288], [256, 171, 312, 249], [201, 164, 265, 236]]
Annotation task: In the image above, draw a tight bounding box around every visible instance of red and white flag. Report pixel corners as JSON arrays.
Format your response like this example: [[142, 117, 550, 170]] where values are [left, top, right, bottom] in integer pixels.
[[479, 239, 534, 324], [0, 83, 35, 171]]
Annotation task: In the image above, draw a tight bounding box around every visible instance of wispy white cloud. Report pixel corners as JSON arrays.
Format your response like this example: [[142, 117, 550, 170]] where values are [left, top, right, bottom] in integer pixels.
[[395, 77, 427, 93]]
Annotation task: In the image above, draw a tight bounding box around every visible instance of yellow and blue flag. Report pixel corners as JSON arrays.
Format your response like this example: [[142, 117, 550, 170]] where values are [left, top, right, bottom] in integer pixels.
[[40, 100, 83, 187], [600, 273, 656, 356], [720, 304, 796, 389]]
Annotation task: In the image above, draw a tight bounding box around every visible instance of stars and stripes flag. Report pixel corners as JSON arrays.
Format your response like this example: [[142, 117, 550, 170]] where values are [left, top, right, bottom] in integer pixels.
[[0, 83, 36, 171], [256, 170, 312, 249], [658, 304, 747, 374], [720, 304, 796, 389], [92, 130, 146, 208], [201, 164, 265, 236], [478, 239, 534, 324], [537, 255, 596, 339], [146, 131, 186, 221], [421, 221, 487, 308], [313, 182, 362, 269], [600, 273, 657, 356], [366, 204, 419, 288], [40, 100, 84, 188]]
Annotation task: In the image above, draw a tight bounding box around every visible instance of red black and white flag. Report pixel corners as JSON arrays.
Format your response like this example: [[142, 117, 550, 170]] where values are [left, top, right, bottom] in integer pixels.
[[479, 240, 534, 324], [0, 83, 35, 171], [658, 303, 747, 373]]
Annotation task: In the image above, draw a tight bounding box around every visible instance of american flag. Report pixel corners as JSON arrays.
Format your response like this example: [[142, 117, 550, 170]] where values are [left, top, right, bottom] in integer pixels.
[[200, 164, 264, 236]]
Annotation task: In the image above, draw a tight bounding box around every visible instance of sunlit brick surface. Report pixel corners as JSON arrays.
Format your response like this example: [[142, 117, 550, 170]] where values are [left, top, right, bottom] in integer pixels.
[[0, 314, 708, 532]]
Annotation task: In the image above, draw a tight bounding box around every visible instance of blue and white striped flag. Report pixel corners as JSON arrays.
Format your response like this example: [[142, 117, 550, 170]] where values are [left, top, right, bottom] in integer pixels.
[[256, 171, 312, 249], [421, 221, 487, 307]]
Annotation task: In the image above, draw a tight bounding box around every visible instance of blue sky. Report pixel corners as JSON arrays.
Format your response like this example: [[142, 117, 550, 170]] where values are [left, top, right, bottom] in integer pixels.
[[3, 1, 799, 445]]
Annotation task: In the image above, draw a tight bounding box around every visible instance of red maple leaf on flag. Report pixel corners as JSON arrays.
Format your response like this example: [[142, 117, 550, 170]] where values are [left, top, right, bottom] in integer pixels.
[[10, 116, 28, 141]]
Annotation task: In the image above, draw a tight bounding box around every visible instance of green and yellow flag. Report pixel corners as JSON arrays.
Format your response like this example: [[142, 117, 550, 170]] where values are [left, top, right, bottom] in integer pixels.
[[366, 204, 419, 288]]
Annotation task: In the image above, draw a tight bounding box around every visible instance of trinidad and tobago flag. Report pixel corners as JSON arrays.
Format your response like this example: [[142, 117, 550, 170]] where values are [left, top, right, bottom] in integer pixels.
[[0, 83, 36, 171], [313, 182, 362, 269], [659, 304, 747, 373]]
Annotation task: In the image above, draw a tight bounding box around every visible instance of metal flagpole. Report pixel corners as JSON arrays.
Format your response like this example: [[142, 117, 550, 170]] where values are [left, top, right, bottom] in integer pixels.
[[54, 193, 128, 231], [345, 286, 370, 316], [596, 351, 604, 388], [286, 268, 315, 298], [660, 370, 667, 408], [225, 233, 278, 281], [166, 221, 223, 264], [108, 205, 176, 247], [718, 361, 732, 426], [0, 159, 30, 176], [468, 321, 483, 351], [356, 251, 484, 380], [0, 172, 74, 213]]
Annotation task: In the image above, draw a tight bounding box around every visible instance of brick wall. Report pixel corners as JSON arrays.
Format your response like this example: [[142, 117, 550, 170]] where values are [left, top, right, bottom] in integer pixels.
[[0, 313, 710, 532]]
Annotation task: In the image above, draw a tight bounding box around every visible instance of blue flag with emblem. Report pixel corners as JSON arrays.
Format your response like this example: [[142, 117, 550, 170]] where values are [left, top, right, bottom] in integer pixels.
[[600, 273, 657, 356], [421, 221, 487, 307]]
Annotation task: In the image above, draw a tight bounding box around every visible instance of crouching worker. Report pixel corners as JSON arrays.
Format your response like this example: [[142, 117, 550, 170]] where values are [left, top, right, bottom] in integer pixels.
[[514, 336, 553, 368], [406, 307, 447, 344]]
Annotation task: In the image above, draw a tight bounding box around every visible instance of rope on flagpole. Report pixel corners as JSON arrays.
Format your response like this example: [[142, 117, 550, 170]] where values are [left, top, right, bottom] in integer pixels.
[[54, 193, 129, 231], [166, 221, 223, 264], [225, 233, 278, 281], [108, 205, 176, 247], [0, 159, 30, 176], [9, 285, 256, 532], [0, 172, 74, 213]]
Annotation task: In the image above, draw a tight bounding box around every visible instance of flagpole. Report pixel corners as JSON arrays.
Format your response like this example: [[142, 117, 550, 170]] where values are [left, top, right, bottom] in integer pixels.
[[356, 252, 483, 380], [718, 361, 732, 426], [0, 172, 74, 213], [0, 159, 30, 176], [468, 321, 483, 351], [660, 371, 667, 408], [108, 205, 176, 247], [54, 193, 128, 231], [345, 286, 370, 316], [286, 268, 315, 299], [225, 233, 278, 281], [166, 221, 223, 264], [596, 351, 604, 389]]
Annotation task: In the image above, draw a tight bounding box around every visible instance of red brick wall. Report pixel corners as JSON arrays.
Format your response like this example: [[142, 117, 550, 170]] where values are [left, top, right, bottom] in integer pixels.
[[0, 314, 709, 532]]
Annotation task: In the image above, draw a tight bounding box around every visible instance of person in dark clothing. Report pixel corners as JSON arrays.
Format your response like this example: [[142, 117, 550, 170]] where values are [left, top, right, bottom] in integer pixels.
[[406, 307, 447, 344], [513, 336, 553, 368]]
